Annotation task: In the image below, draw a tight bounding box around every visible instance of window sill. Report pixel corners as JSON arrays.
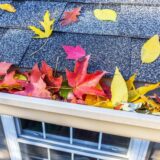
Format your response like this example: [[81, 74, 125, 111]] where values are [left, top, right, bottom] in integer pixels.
[[0, 93, 159, 142]]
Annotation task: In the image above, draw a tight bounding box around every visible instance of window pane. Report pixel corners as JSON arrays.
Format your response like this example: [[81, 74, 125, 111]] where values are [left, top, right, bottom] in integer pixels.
[[102, 134, 130, 148], [101, 134, 130, 154], [19, 143, 48, 159], [74, 154, 97, 160], [46, 123, 70, 137], [50, 149, 71, 160], [20, 119, 43, 137], [20, 118, 42, 132], [73, 128, 99, 143]]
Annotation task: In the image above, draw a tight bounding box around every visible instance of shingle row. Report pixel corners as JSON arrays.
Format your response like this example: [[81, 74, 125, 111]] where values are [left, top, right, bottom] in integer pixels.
[[0, 28, 159, 82], [0, 1, 160, 38]]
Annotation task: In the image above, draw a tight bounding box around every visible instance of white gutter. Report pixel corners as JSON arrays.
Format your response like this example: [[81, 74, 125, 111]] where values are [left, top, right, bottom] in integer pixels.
[[0, 93, 159, 142]]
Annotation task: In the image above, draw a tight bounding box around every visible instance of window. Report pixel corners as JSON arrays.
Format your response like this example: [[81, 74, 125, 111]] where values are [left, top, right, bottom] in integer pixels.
[[1, 115, 150, 160], [15, 118, 133, 160]]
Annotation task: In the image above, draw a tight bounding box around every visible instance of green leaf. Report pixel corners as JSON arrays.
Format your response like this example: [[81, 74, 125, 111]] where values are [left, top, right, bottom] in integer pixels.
[[59, 81, 72, 99], [14, 74, 27, 81]]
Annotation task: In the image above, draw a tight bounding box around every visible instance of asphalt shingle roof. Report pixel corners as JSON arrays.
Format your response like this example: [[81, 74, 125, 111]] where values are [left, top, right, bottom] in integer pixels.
[[0, 0, 159, 83]]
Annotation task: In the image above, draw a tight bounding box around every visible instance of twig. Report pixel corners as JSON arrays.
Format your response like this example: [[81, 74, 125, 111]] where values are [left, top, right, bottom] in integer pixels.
[[54, 56, 59, 77], [30, 38, 49, 56], [47, 86, 72, 90]]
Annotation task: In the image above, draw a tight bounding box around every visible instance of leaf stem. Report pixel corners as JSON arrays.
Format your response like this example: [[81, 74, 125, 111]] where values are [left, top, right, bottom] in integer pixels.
[[30, 38, 49, 56], [47, 86, 72, 90]]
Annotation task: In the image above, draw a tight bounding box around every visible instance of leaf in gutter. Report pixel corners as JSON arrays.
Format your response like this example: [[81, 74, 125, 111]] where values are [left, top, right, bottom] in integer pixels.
[[62, 45, 86, 60], [0, 62, 12, 76], [128, 83, 160, 102], [0, 71, 22, 90], [0, 4, 16, 13], [85, 94, 113, 109], [141, 95, 160, 113], [94, 9, 117, 21], [59, 81, 72, 99], [41, 61, 62, 92], [66, 55, 106, 99], [14, 74, 27, 81], [141, 35, 160, 63], [111, 67, 128, 106], [61, 7, 81, 26], [126, 73, 136, 91], [28, 10, 55, 38], [16, 64, 51, 99], [155, 94, 160, 103]]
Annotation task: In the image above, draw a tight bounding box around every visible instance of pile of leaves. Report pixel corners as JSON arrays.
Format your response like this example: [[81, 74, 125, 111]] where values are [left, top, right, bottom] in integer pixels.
[[0, 53, 159, 115]]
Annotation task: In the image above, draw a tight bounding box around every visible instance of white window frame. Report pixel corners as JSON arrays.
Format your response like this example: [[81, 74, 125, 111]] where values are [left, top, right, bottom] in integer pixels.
[[1, 115, 150, 160]]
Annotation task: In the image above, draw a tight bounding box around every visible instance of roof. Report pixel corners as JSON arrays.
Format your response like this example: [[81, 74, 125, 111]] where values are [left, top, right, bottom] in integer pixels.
[[0, 0, 159, 83]]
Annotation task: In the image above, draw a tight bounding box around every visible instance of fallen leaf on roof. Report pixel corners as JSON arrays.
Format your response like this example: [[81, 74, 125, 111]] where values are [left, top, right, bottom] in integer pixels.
[[141, 34, 160, 63], [61, 7, 81, 26], [0, 4, 16, 13], [94, 9, 117, 21], [111, 67, 128, 106], [62, 45, 86, 60], [28, 10, 55, 38], [66, 55, 106, 99]]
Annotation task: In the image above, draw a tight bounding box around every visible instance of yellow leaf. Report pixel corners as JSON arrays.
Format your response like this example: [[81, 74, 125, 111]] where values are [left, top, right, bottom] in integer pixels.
[[94, 100, 113, 109], [126, 73, 136, 91], [129, 83, 160, 102], [28, 10, 55, 38], [111, 67, 128, 106], [0, 4, 16, 13], [141, 95, 160, 112], [85, 95, 99, 106], [141, 34, 160, 63], [85, 95, 113, 109], [94, 9, 117, 21]]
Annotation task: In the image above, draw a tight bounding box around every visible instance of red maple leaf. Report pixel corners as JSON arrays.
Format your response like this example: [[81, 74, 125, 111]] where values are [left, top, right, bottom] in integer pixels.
[[100, 81, 112, 100], [0, 62, 12, 76], [0, 71, 22, 90], [155, 94, 160, 104], [16, 64, 51, 99], [66, 55, 106, 99], [41, 61, 62, 92], [61, 7, 81, 26]]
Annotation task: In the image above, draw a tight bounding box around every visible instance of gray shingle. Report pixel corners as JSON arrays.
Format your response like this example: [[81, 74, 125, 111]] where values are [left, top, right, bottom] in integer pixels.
[[20, 32, 131, 79], [0, 1, 67, 28], [55, 3, 120, 36], [0, 29, 32, 64], [131, 38, 160, 83], [119, 5, 160, 38], [54, 0, 160, 5], [0, 28, 8, 40]]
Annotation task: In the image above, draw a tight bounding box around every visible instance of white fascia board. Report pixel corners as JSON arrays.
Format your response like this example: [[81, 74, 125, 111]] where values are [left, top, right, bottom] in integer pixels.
[[0, 93, 159, 142]]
